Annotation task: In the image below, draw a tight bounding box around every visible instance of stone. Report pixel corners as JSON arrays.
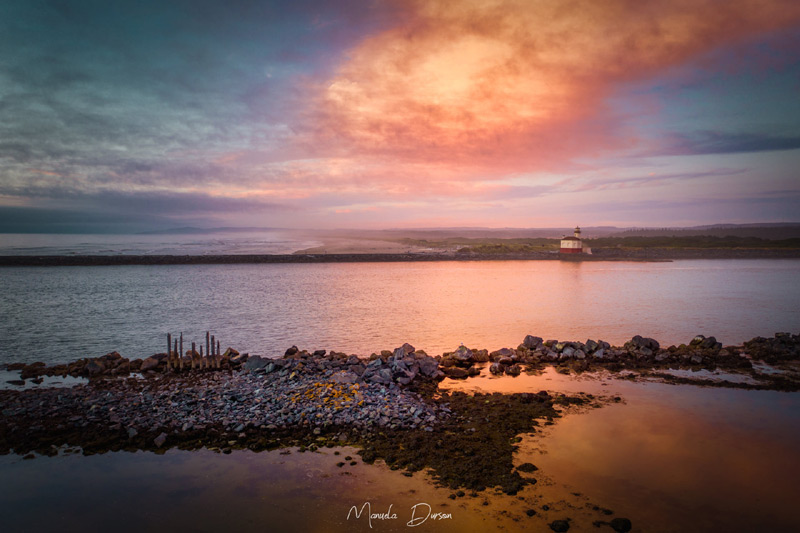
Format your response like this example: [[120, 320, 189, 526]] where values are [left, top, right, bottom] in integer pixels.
[[573, 349, 586, 359], [690, 335, 706, 346], [700, 336, 718, 350], [549, 520, 570, 532], [127, 428, 138, 439], [418, 357, 440, 377], [443, 367, 469, 379], [331, 371, 358, 384], [505, 364, 521, 376], [517, 462, 538, 473], [491, 347, 515, 359], [610, 518, 632, 532], [223, 347, 240, 358], [284, 346, 299, 356], [584, 339, 599, 353], [313, 349, 326, 357], [243, 356, 269, 371], [453, 345, 473, 363], [86, 360, 105, 376], [523, 335, 543, 349], [154, 432, 167, 447], [472, 349, 490, 362], [561, 346, 575, 358], [140, 356, 160, 372], [489, 363, 504, 375]]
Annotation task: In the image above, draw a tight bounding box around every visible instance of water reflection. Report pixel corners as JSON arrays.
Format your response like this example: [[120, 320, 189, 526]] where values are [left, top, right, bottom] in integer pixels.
[[443, 368, 800, 532]]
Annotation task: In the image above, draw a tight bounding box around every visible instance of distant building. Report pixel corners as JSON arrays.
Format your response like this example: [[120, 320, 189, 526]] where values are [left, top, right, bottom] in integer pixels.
[[560, 226, 583, 254]]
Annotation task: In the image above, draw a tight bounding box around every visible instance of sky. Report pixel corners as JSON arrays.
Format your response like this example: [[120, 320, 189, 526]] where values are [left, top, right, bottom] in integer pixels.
[[1, 0, 799, 233]]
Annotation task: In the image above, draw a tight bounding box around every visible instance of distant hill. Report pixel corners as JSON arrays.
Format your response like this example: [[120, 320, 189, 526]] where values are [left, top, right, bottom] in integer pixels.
[[612, 224, 800, 240]]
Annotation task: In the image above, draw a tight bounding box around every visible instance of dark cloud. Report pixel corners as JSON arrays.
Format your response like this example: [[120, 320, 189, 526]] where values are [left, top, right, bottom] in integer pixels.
[[666, 131, 800, 155]]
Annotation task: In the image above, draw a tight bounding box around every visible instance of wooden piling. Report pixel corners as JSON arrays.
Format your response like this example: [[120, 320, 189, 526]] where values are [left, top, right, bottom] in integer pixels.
[[179, 333, 183, 363], [174, 339, 180, 371], [206, 331, 210, 364], [167, 333, 172, 371]]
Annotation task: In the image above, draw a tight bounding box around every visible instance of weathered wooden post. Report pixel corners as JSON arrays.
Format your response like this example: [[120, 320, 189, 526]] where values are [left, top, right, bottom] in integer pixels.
[[174, 339, 180, 371], [206, 331, 210, 365], [167, 333, 172, 371], [179, 333, 183, 363]]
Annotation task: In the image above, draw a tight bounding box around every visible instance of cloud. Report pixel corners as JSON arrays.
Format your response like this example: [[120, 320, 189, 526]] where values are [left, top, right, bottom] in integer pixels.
[[306, 0, 800, 175], [662, 131, 800, 155]]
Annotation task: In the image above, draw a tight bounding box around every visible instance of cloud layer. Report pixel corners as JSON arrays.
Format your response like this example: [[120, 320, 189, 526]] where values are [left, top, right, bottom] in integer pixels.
[[1, 0, 799, 231]]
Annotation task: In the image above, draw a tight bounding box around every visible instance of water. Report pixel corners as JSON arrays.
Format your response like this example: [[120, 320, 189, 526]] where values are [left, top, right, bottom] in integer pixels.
[[1, 259, 799, 366], [442, 367, 800, 532], [0, 231, 317, 256]]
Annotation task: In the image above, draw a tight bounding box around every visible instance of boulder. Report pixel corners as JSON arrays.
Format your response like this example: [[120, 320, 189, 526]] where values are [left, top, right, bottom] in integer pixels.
[[140, 356, 160, 372], [561, 346, 575, 358], [610, 518, 632, 533], [505, 364, 521, 376], [154, 432, 167, 448], [549, 520, 570, 532], [86, 359, 105, 376], [442, 367, 469, 379], [418, 357, 440, 377], [223, 347, 240, 358], [453, 345, 474, 363], [243, 356, 269, 371], [467, 365, 481, 376], [284, 346, 299, 357], [523, 335, 543, 349], [489, 363, 504, 375], [472, 349, 490, 362], [625, 335, 660, 353], [313, 349, 327, 357], [584, 339, 599, 353], [573, 349, 586, 360]]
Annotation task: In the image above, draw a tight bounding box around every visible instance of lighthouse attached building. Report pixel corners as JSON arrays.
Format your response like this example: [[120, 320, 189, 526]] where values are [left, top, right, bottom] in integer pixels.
[[560, 226, 583, 254]]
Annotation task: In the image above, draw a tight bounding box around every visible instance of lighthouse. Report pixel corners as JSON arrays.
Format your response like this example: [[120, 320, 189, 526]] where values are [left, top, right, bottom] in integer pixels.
[[560, 226, 583, 254]]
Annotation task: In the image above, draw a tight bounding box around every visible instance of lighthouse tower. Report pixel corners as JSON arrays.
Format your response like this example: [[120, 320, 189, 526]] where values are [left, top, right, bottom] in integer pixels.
[[560, 226, 583, 254]]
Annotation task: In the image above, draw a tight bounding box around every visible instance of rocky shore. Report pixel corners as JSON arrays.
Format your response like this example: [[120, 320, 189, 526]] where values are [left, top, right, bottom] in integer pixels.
[[2, 333, 799, 495]]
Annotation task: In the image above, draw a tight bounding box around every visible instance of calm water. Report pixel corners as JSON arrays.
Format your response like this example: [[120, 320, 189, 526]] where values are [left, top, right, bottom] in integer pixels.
[[2, 371, 798, 532], [1, 259, 799, 366]]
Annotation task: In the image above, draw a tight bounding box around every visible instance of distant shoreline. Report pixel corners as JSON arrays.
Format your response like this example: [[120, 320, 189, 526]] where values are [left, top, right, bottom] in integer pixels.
[[1, 248, 800, 266]]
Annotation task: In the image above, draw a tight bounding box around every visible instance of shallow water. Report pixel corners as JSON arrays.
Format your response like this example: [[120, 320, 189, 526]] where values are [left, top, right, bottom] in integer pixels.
[[443, 368, 800, 532], [1, 259, 799, 366]]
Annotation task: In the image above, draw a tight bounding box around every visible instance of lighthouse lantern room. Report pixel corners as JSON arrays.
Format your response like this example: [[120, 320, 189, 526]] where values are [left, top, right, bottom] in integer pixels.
[[560, 226, 583, 254]]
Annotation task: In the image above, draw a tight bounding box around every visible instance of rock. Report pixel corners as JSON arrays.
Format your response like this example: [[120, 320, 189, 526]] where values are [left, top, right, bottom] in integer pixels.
[[86, 360, 105, 376], [154, 432, 167, 447], [610, 518, 632, 532], [243, 356, 269, 371], [453, 345, 474, 363], [498, 356, 514, 365], [284, 346, 299, 357], [625, 335, 660, 354], [491, 347, 515, 359], [418, 357, 440, 377], [561, 346, 575, 358], [584, 339, 599, 353], [313, 349, 326, 357], [397, 343, 415, 356], [549, 520, 570, 532], [573, 349, 586, 359], [690, 354, 704, 364], [472, 349, 490, 362], [523, 335, 543, 349], [223, 347, 240, 358], [140, 356, 160, 372], [489, 363, 504, 375], [700, 336, 718, 350], [517, 463, 538, 473], [331, 371, 358, 384], [442, 367, 469, 379], [505, 364, 521, 376], [127, 428, 138, 439], [690, 335, 706, 346]]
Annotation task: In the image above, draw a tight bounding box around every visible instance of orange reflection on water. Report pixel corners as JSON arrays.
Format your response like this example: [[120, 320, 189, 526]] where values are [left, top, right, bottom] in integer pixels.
[[443, 367, 800, 532]]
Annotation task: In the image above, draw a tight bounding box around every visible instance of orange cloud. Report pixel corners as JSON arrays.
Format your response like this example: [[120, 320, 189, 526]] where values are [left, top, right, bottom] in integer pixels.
[[309, 0, 800, 175]]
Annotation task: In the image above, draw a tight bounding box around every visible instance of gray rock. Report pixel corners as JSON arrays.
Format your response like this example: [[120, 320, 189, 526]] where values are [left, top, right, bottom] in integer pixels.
[[127, 427, 138, 439], [505, 364, 521, 376], [331, 371, 358, 384], [573, 349, 586, 360], [243, 356, 269, 371], [561, 346, 575, 358], [418, 357, 440, 377], [140, 357, 160, 372], [489, 363, 504, 375], [154, 432, 167, 447], [523, 335, 543, 349], [453, 345, 473, 363], [584, 339, 599, 353], [593, 348, 605, 359]]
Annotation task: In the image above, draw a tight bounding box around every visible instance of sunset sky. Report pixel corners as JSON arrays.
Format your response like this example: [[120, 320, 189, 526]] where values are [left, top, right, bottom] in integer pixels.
[[1, 0, 799, 232]]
